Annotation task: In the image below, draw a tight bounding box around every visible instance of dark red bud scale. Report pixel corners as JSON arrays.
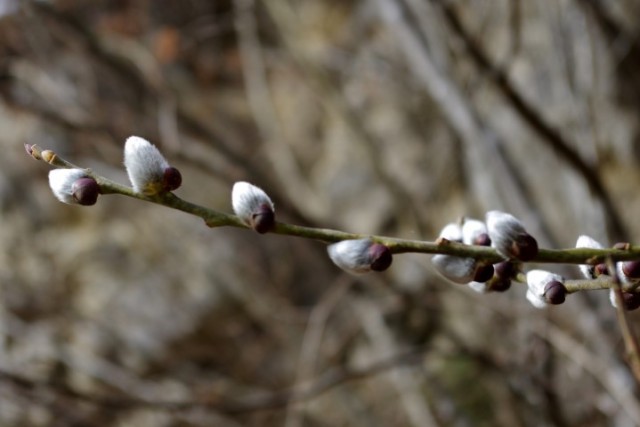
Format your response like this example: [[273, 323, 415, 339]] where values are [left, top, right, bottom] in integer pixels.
[[473, 264, 494, 283], [544, 280, 566, 305], [473, 233, 491, 247], [494, 261, 516, 280], [594, 263, 608, 277], [622, 261, 640, 280], [251, 203, 275, 234], [488, 261, 514, 292], [510, 234, 538, 261], [622, 292, 640, 311], [369, 243, 392, 272], [162, 166, 182, 192], [72, 177, 100, 206]]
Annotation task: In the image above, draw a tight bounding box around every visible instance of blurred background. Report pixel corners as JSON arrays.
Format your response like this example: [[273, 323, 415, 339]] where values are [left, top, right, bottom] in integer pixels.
[[1, 0, 640, 425]]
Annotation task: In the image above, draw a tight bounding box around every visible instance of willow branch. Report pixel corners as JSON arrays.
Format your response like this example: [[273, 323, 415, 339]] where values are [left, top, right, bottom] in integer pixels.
[[28, 144, 640, 269]]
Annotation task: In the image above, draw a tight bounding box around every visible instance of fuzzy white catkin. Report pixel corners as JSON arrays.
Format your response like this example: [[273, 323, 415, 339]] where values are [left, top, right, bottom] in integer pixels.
[[526, 289, 549, 309], [438, 223, 462, 241], [433, 222, 476, 283], [231, 181, 274, 221], [609, 289, 620, 308], [525, 269, 563, 309], [327, 239, 376, 274], [124, 136, 170, 194], [432, 254, 477, 284], [486, 210, 526, 258], [48, 168, 87, 204], [575, 235, 604, 279], [461, 219, 487, 245]]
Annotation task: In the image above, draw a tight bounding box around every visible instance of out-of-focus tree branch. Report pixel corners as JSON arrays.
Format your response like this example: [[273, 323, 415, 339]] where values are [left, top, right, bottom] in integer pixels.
[[432, 0, 627, 242], [0, 344, 431, 415]]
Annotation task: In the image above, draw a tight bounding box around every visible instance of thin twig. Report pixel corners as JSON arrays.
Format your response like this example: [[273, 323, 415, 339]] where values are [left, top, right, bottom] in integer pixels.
[[355, 298, 440, 427], [606, 257, 640, 383], [461, 289, 640, 424], [432, 0, 626, 241], [262, 0, 428, 235], [372, 0, 555, 248], [0, 344, 429, 414], [546, 325, 640, 425], [285, 276, 353, 427]]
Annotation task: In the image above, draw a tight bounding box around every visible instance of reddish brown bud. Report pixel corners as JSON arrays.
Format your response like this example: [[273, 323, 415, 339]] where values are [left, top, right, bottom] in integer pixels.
[[162, 166, 182, 192], [369, 244, 393, 272], [621, 261, 640, 280], [251, 203, 275, 234], [594, 263, 608, 277], [473, 264, 494, 283], [622, 292, 640, 311], [494, 261, 516, 280], [71, 177, 100, 206], [488, 261, 515, 292], [510, 234, 538, 261], [543, 280, 566, 305], [473, 233, 491, 247], [26, 144, 43, 160]]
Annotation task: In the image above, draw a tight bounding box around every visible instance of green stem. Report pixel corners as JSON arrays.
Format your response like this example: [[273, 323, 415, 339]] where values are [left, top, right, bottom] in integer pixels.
[[564, 276, 617, 293]]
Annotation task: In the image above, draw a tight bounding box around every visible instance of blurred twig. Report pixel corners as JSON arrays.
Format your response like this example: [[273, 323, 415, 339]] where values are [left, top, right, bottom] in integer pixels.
[[262, 0, 427, 235], [606, 257, 640, 384], [432, 0, 627, 242], [546, 324, 640, 424], [459, 287, 640, 424], [0, 343, 430, 415], [372, 0, 555, 247], [355, 297, 440, 427], [234, 0, 329, 220], [285, 276, 353, 427]]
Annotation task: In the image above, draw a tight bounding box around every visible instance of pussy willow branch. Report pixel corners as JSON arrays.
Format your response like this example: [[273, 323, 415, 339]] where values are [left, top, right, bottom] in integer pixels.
[[32, 146, 640, 268]]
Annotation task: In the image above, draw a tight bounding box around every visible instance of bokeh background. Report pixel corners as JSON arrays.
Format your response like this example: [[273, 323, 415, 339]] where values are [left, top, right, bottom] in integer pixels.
[[2, 0, 640, 425]]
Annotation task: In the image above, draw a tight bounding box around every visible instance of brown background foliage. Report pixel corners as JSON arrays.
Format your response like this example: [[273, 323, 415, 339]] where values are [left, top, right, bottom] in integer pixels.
[[2, 0, 640, 425]]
